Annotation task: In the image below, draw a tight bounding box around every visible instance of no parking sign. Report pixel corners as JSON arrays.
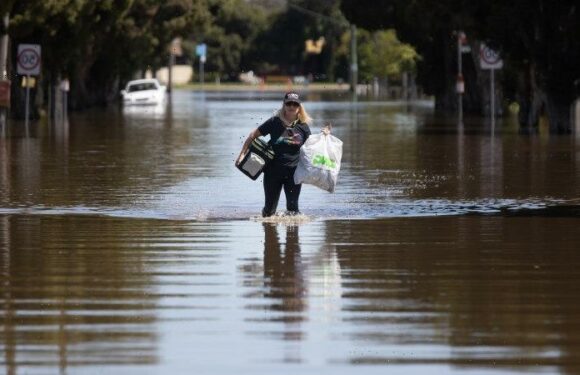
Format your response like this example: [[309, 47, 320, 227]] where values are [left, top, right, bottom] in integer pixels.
[[17, 44, 41, 76]]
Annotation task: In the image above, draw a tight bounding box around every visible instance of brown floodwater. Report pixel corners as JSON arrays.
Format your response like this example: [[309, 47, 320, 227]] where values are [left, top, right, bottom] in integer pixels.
[[1, 90, 580, 374]]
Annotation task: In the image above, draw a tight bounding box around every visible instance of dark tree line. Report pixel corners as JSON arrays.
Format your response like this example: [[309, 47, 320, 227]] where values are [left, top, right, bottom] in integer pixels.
[[340, 0, 580, 132], [4, 0, 340, 114], [1, 0, 420, 119]]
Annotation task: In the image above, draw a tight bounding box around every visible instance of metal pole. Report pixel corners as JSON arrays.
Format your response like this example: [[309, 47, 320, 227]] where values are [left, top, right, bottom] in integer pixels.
[[200, 59, 204, 87], [25, 75, 30, 136], [63, 85, 67, 122], [490, 68, 495, 133], [0, 14, 7, 79], [0, 14, 9, 130], [457, 33, 463, 124], [350, 24, 358, 92], [168, 53, 174, 93], [48, 74, 53, 123]]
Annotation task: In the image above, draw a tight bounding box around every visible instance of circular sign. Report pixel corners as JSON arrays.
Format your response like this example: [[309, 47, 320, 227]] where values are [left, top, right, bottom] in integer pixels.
[[480, 46, 501, 65], [18, 49, 40, 70], [479, 44, 503, 70], [16, 45, 40, 75]]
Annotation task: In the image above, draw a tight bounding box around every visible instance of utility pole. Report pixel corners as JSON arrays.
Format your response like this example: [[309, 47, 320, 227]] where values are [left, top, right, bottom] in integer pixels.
[[0, 13, 9, 130], [457, 32, 463, 124], [456, 31, 468, 125], [350, 24, 358, 92], [0, 14, 8, 80], [167, 52, 174, 93], [167, 38, 181, 94]]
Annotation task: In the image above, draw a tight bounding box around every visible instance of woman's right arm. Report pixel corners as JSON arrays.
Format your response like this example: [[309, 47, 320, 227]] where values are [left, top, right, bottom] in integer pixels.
[[235, 128, 262, 165]]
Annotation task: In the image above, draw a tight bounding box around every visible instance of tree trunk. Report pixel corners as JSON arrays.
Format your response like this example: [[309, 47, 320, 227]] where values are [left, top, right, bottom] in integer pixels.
[[545, 92, 572, 133], [433, 31, 455, 112], [517, 63, 542, 131], [516, 63, 573, 133]]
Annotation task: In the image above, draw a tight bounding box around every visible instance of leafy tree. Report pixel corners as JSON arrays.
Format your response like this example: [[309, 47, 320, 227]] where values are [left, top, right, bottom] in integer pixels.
[[194, 0, 267, 79], [337, 29, 419, 83], [8, 0, 210, 111]]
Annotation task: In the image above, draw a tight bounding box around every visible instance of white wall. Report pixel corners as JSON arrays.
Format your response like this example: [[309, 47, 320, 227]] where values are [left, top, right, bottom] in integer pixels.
[[153, 65, 194, 85]]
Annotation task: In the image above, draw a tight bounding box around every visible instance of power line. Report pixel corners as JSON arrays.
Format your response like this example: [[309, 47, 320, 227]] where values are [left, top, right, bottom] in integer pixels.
[[286, 2, 350, 28]]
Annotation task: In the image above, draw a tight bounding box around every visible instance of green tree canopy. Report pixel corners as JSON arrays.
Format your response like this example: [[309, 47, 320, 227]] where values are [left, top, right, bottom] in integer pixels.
[[194, 0, 268, 78], [337, 29, 419, 83], [8, 0, 210, 108]]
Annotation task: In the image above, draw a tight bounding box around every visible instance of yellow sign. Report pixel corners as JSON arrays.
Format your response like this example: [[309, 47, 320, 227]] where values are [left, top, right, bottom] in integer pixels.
[[305, 37, 325, 54], [21, 76, 36, 88]]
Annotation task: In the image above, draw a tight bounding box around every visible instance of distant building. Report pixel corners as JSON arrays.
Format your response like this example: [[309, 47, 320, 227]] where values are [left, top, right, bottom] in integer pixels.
[[147, 65, 193, 85]]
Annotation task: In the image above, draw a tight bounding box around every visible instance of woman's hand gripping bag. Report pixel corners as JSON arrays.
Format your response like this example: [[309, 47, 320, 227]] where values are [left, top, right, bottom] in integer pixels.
[[294, 133, 343, 193]]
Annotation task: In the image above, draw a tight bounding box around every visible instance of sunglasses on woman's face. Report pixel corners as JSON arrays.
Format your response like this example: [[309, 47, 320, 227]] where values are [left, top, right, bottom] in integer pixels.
[[285, 102, 299, 107]]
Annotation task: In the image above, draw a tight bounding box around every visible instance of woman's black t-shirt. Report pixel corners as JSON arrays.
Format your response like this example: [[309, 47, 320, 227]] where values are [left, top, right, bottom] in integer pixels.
[[258, 116, 311, 167]]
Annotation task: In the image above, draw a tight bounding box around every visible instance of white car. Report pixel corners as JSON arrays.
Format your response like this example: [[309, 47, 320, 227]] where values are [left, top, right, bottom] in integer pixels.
[[120, 79, 166, 105]]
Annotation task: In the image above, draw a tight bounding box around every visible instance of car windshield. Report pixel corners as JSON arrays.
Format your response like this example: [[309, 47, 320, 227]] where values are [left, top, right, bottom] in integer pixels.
[[127, 83, 157, 92]]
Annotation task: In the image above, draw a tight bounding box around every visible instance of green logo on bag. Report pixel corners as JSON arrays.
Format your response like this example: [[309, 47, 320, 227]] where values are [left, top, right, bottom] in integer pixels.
[[313, 154, 336, 169]]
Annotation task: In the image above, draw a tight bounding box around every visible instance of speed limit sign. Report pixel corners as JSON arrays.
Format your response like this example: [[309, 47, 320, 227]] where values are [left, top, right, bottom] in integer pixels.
[[480, 44, 503, 70], [17, 44, 42, 76]]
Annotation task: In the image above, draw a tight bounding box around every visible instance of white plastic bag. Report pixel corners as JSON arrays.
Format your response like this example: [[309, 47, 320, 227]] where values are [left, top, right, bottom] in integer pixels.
[[294, 133, 343, 193]]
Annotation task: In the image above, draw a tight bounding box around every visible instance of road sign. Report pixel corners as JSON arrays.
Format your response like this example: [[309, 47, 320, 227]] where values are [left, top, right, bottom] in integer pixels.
[[195, 43, 207, 57], [480, 44, 503, 70], [60, 78, 70, 92], [17, 44, 42, 76], [458, 32, 471, 53]]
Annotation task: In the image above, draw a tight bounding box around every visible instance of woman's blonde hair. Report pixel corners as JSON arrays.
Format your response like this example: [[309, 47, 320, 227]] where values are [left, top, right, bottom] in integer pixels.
[[298, 104, 312, 124], [278, 103, 312, 125]]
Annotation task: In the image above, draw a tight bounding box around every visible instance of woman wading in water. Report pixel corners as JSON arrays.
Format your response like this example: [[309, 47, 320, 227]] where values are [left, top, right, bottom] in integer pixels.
[[236, 92, 329, 217]]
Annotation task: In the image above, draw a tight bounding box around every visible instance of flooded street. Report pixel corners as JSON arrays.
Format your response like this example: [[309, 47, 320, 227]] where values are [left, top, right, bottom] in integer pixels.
[[1, 90, 580, 374]]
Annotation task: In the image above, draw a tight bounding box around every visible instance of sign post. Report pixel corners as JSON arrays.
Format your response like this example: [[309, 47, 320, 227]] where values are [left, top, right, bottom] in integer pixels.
[[17, 44, 41, 131], [0, 14, 9, 132], [456, 31, 469, 124], [60, 78, 70, 120], [350, 25, 358, 93], [195, 43, 207, 87], [479, 44, 503, 131], [0, 80, 9, 136]]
